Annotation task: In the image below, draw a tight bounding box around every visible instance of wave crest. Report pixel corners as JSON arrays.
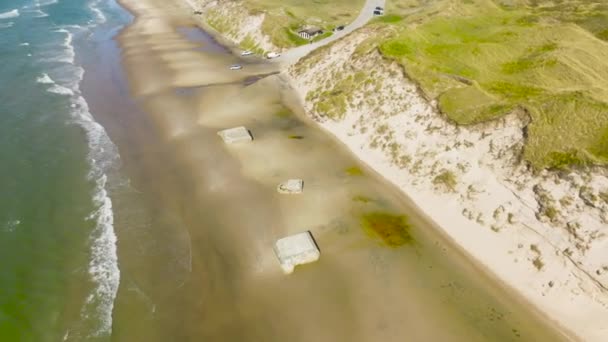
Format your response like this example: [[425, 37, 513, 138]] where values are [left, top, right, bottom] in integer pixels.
[[36, 73, 54, 84], [0, 9, 19, 19]]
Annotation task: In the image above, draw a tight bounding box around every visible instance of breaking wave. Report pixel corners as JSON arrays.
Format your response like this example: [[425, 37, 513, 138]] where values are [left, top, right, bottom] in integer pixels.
[[37, 20, 121, 337], [39, 0, 59, 7], [37, 73, 55, 84], [0, 9, 19, 19]]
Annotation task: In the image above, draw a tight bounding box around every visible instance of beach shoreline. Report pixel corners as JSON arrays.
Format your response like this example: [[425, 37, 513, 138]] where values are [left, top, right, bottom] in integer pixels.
[[108, 1, 588, 340]]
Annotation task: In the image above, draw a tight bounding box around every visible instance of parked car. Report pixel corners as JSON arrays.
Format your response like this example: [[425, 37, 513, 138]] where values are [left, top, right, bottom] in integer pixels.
[[373, 10, 384, 16], [333, 25, 345, 32], [266, 52, 281, 59], [229, 64, 242, 70], [375, 6, 383, 10], [240, 50, 253, 56]]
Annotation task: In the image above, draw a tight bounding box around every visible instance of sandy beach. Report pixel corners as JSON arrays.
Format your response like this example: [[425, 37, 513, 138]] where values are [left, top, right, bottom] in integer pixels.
[[80, 0, 581, 340]]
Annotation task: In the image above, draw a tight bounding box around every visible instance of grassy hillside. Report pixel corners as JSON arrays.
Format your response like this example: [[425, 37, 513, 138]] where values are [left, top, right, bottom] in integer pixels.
[[243, 0, 364, 47], [376, 0, 608, 169]]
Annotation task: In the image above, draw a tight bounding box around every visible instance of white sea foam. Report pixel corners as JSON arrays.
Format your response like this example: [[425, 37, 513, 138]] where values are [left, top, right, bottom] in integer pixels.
[[39, 0, 59, 6], [52, 29, 76, 64], [20, 42, 30, 46], [84, 173, 119, 336], [0, 22, 13, 29], [72, 93, 120, 337], [21, 0, 49, 17], [89, 0, 107, 24], [3, 220, 21, 233], [31, 9, 49, 18], [37, 73, 54, 84], [40, 23, 120, 337], [48, 84, 74, 95], [0, 9, 19, 19]]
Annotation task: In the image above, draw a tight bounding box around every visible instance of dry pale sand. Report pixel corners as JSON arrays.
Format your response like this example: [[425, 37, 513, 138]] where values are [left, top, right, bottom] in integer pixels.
[[88, 0, 579, 340]]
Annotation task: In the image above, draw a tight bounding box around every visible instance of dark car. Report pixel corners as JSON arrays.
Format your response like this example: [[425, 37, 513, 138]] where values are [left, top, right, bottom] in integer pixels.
[[333, 25, 345, 31], [375, 6, 383, 10], [373, 10, 383, 15]]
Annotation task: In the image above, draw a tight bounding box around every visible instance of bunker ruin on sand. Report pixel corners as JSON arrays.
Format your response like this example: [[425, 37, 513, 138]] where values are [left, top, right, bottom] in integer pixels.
[[217, 126, 253, 143], [274, 231, 320, 274], [277, 179, 304, 194]]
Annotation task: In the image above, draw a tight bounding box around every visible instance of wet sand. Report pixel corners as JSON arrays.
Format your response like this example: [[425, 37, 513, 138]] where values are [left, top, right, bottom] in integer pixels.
[[80, 0, 574, 340]]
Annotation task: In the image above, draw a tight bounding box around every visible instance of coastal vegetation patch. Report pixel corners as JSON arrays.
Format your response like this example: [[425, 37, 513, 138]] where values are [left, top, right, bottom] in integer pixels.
[[275, 108, 292, 118], [353, 195, 373, 203], [306, 70, 373, 120], [374, 0, 608, 169], [433, 170, 458, 192], [242, 0, 364, 48], [239, 34, 266, 55], [345, 166, 364, 176], [206, 9, 269, 54], [361, 212, 413, 246]]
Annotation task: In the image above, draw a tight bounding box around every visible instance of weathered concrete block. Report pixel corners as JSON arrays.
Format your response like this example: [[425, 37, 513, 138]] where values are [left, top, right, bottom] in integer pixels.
[[217, 126, 252, 144], [277, 179, 304, 194], [274, 231, 320, 274]]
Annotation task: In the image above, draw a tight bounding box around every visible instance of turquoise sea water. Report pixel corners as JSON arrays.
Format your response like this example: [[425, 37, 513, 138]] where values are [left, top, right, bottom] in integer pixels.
[[0, 0, 128, 340]]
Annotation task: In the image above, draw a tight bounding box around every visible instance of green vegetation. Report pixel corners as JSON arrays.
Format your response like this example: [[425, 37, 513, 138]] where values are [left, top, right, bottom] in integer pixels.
[[353, 195, 372, 203], [306, 71, 371, 119], [544, 205, 558, 221], [529, 244, 544, 270], [530, 244, 540, 254], [532, 256, 544, 271], [375, 14, 403, 24], [206, 9, 235, 34], [312, 31, 334, 42], [375, 0, 608, 169], [285, 28, 310, 46], [207, 11, 267, 54], [361, 212, 413, 246], [345, 166, 364, 176], [275, 108, 292, 118], [288, 135, 304, 139], [433, 170, 457, 191], [239, 35, 266, 55], [243, 0, 364, 47]]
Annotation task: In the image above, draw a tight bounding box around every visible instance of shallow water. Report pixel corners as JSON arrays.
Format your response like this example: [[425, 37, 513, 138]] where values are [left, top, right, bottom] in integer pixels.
[[86, 0, 570, 339]]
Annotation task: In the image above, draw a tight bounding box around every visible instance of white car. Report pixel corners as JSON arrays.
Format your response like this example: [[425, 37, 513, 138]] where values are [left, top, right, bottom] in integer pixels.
[[266, 52, 281, 59], [240, 50, 253, 56], [229, 64, 242, 70]]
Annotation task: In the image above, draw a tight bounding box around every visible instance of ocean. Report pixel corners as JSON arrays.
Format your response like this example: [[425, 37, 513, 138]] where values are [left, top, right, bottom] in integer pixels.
[[0, 0, 128, 340]]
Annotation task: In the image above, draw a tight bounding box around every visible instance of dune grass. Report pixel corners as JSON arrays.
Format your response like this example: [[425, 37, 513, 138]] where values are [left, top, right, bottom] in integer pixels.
[[433, 170, 458, 191], [239, 35, 266, 55], [376, 0, 608, 169], [242, 0, 364, 48]]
